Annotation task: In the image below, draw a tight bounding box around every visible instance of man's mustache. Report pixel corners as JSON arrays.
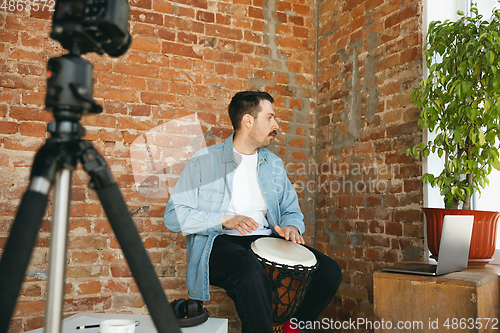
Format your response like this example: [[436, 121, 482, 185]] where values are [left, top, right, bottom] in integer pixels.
[[269, 130, 277, 136]]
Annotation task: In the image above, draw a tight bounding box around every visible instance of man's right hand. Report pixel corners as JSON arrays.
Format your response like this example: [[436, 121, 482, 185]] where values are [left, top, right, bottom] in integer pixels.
[[222, 215, 259, 235]]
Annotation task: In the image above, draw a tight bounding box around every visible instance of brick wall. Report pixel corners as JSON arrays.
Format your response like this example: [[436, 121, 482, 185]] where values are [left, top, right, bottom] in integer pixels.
[[0, 0, 317, 331], [1, 0, 427, 332], [316, 0, 425, 328]]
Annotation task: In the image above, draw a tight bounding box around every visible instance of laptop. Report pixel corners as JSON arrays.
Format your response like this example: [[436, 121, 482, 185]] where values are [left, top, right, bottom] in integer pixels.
[[382, 215, 474, 276]]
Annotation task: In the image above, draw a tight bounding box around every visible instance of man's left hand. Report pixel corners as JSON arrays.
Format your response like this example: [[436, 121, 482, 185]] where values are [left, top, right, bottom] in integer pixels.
[[274, 225, 305, 244]]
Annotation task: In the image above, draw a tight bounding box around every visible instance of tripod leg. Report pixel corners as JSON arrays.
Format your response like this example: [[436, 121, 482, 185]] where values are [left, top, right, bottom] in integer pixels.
[[0, 138, 76, 333], [45, 169, 72, 333], [80, 142, 181, 333], [0, 187, 49, 333]]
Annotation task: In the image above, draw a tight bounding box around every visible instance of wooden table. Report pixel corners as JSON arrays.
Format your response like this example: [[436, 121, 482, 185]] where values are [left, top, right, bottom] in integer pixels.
[[374, 270, 499, 332]]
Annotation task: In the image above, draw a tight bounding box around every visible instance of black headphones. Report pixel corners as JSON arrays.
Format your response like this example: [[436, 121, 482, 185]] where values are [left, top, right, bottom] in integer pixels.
[[170, 298, 209, 327]]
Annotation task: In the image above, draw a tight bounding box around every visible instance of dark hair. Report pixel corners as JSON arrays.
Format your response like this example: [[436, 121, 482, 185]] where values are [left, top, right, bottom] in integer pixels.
[[228, 91, 274, 131]]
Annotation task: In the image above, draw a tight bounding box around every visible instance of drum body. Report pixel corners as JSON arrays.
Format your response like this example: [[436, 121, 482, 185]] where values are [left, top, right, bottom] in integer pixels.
[[251, 237, 318, 327]]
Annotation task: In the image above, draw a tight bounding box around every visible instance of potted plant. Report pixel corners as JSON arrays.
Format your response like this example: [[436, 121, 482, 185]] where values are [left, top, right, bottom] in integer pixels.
[[407, 3, 500, 267]]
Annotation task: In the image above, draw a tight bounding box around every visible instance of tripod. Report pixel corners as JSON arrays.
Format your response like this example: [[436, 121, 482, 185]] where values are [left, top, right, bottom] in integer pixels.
[[0, 32, 181, 333], [0, 116, 182, 333]]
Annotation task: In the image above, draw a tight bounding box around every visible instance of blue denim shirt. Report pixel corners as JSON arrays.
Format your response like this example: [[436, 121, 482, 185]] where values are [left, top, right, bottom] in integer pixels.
[[163, 134, 305, 301]]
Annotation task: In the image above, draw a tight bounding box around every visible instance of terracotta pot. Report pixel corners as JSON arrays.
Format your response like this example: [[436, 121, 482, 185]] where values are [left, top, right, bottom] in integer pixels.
[[423, 207, 500, 267]]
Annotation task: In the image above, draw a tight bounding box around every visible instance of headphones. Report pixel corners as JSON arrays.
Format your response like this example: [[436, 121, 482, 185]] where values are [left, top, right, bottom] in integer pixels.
[[170, 298, 209, 327]]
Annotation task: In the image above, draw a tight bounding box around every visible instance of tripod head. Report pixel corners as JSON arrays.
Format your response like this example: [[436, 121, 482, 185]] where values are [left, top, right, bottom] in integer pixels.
[[45, 0, 132, 125]]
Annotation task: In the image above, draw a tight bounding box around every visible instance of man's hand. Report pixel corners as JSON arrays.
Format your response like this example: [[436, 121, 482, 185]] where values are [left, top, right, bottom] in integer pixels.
[[222, 215, 259, 235], [274, 225, 304, 244]]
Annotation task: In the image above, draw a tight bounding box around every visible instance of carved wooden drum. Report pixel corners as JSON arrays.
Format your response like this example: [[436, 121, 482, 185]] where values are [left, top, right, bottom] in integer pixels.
[[251, 237, 318, 333]]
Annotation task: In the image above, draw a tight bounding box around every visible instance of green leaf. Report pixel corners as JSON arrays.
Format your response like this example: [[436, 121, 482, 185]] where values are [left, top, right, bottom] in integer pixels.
[[492, 155, 500, 171], [458, 62, 467, 77], [485, 100, 492, 112], [488, 51, 495, 64], [493, 76, 500, 90], [479, 129, 486, 146], [461, 81, 473, 95]]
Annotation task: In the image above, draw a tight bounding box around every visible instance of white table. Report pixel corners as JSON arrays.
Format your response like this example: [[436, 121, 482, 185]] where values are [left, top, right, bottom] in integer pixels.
[[26, 313, 228, 333]]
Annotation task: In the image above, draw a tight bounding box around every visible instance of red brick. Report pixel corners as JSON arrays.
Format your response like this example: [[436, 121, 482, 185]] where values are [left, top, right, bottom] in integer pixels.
[[197, 11, 215, 23], [19, 122, 46, 137], [0, 29, 18, 43], [72, 251, 98, 263], [110, 265, 133, 277], [141, 91, 182, 105], [130, 37, 161, 53], [106, 280, 129, 293], [133, 23, 156, 37], [157, 28, 176, 41], [64, 296, 112, 312], [77, 281, 102, 295], [130, 0, 152, 9], [114, 63, 159, 78], [394, 209, 422, 223], [236, 42, 254, 54], [170, 0, 207, 9], [13, 301, 45, 316], [22, 91, 45, 105], [153, 0, 174, 13], [80, 114, 116, 128], [162, 41, 203, 59], [94, 87, 140, 103], [404, 223, 423, 237], [362, 234, 390, 247], [0, 122, 19, 134], [146, 78, 169, 92], [385, 5, 418, 29], [366, 248, 380, 261], [206, 25, 243, 40], [170, 82, 190, 95], [248, 6, 264, 19], [176, 6, 195, 18], [1, 74, 40, 90], [366, 0, 384, 11], [130, 9, 163, 25], [400, 47, 421, 64], [178, 31, 197, 44]]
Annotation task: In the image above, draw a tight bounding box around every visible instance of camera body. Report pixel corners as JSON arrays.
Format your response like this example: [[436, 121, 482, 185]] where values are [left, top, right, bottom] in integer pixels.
[[46, 0, 131, 120], [51, 0, 131, 56]]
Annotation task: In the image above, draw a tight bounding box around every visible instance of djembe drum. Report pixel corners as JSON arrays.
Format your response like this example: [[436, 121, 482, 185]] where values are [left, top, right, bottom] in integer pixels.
[[251, 237, 318, 333]]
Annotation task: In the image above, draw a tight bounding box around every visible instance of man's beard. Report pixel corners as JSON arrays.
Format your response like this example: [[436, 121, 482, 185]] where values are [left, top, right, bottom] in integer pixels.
[[261, 130, 278, 147]]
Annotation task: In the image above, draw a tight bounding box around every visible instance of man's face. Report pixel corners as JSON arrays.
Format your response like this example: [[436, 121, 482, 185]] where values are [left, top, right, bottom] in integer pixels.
[[249, 99, 279, 148]]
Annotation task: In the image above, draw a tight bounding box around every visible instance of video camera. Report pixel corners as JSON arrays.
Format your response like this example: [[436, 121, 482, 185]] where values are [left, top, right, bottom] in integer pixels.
[[51, 0, 131, 56], [46, 0, 132, 121]]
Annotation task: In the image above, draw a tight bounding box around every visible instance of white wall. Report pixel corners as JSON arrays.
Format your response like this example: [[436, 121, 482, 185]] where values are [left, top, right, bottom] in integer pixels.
[[422, 0, 468, 209], [469, 0, 500, 250]]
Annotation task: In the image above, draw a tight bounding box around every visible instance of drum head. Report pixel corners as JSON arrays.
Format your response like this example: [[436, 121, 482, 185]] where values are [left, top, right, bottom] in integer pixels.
[[251, 237, 317, 267]]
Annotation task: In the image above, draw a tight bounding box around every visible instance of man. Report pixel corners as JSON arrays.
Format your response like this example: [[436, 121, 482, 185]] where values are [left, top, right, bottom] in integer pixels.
[[164, 91, 342, 333]]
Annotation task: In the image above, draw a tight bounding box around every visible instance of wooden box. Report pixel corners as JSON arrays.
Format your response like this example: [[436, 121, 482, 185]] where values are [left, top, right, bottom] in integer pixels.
[[373, 271, 499, 333]]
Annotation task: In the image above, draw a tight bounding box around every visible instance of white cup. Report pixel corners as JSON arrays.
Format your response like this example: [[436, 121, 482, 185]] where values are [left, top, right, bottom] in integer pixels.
[[100, 319, 136, 333]]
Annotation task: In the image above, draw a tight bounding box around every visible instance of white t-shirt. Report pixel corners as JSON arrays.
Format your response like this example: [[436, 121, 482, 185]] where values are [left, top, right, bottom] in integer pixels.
[[222, 149, 272, 236]]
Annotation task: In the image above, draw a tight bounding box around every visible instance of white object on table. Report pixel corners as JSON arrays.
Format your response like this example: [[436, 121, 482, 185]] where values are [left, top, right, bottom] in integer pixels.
[[100, 319, 136, 333], [25, 313, 228, 333]]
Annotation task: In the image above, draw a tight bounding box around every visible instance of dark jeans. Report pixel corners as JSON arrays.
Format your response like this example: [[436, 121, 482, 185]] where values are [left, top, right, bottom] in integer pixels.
[[209, 234, 342, 333]]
